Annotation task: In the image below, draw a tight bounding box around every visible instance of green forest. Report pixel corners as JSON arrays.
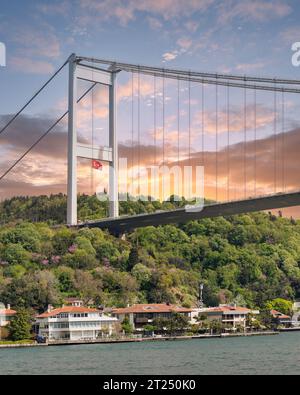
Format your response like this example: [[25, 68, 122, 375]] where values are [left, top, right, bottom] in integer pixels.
[[0, 194, 299, 313]]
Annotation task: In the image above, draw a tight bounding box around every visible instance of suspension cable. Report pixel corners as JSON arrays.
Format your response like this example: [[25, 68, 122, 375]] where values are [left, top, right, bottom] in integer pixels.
[[177, 77, 180, 168], [227, 83, 230, 201], [154, 75, 157, 169], [162, 70, 165, 201], [216, 82, 218, 202], [131, 72, 134, 197], [254, 87, 257, 197], [0, 57, 70, 137], [188, 73, 192, 170], [0, 83, 97, 182], [274, 87, 277, 194], [91, 63, 95, 196], [78, 56, 300, 86], [202, 83, 205, 167], [282, 89, 285, 193], [244, 81, 247, 199], [138, 68, 141, 199]]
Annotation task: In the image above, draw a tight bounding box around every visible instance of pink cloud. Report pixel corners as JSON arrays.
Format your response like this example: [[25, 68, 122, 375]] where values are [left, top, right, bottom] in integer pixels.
[[9, 57, 55, 74]]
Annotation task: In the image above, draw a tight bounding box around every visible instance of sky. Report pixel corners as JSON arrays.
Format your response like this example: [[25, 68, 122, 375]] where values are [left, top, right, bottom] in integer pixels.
[[0, 0, 300, 215]]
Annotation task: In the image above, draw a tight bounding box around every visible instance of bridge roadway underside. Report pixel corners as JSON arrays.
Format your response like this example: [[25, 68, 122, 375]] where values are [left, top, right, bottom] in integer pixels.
[[78, 192, 300, 234]]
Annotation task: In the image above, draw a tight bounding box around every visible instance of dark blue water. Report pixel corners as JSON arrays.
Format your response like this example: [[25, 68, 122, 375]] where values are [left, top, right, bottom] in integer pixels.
[[0, 333, 300, 375]]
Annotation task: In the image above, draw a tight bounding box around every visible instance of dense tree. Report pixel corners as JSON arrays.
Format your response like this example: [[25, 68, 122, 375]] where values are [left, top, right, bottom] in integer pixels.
[[8, 309, 31, 341], [121, 317, 133, 335], [0, 195, 299, 313], [265, 298, 293, 316]]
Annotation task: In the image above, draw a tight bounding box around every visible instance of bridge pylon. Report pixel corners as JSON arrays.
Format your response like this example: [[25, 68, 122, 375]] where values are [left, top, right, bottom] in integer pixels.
[[67, 54, 119, 225]]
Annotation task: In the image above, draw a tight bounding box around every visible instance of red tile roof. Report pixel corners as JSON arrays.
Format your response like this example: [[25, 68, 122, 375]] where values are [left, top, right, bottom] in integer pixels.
[[112, 304, 192, 315], [36, 306, 100, 319], [205, 306, 251, 314], [0, 309, 16, 316], [271, 310, 291, 320]]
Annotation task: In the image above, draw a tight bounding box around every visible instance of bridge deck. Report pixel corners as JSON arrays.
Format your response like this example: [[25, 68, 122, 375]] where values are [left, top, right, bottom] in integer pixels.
[[77, 192, 300, 234]]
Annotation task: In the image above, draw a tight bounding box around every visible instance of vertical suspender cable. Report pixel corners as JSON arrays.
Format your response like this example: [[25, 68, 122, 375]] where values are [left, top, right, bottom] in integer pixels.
[[138, 68, 141, 199], [202, 83, 205, 167], [274, 86, 277, 194], [227, 83, 230, 201], [177, 77, 180, 168], [244, 81, 247, 199], [91, 63, 95, 196], [154, 75, 157, 168], [132, 73, 134, 195], [153, 74, 157, 199], [188, 73, 191, 169], [188, 74, 192, 204], [282, 89, 285, 193], [162, 70, 165, 201], [254, 87, 257, 197], [216, 82, 218, 202]]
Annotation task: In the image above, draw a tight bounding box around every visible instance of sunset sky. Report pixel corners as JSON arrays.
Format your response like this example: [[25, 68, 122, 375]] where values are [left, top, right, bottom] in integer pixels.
[[0, 0, 300, 215]]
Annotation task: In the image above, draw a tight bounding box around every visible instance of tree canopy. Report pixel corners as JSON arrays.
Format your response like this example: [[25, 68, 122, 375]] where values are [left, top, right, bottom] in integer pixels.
[[0, 195, 299, 314]]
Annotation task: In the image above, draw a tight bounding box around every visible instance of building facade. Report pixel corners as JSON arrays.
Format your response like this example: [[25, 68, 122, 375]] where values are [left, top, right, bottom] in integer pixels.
[[271, 310, 291, 327], [36, 306, 118, 341], [0, 304, 16, 327], [112, 303, 193, 331], [0, 304, 16, 339], [194, 305, 259, 330]]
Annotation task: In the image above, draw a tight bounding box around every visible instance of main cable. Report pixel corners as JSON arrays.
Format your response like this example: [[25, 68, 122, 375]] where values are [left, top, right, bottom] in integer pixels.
[[0, 57, 70, 137], [0, 83, 97, 182]]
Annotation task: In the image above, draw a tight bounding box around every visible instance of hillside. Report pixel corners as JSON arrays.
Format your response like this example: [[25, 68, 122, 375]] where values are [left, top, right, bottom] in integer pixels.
[[0, 195, 300, 313], [0, 194, 192, 224]]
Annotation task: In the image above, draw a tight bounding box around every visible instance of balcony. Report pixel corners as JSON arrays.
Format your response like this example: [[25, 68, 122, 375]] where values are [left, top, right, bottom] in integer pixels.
[[135, 317, 152, 324]]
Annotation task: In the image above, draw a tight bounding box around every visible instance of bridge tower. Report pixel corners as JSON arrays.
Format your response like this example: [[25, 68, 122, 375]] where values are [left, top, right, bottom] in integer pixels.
[[67, 54, 119, 225]]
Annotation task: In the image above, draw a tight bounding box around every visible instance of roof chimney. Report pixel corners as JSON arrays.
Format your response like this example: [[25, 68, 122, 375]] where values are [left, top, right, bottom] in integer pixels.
[[47, 304, 53, 313], [7, 304, 10, 310]]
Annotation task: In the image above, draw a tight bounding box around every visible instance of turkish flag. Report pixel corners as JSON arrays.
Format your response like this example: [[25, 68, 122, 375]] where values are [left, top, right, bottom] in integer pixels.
[[92, 160, 103, 170]]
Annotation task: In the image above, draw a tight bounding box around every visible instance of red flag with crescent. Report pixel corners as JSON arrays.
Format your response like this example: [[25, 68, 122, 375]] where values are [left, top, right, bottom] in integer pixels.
[[92, 160, 103, 170]]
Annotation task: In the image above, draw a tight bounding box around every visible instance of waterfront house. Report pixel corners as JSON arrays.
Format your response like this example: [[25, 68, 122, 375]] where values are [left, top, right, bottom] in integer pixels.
[[271, 310, 291, 327], [36, 306, 119, 341], [0, 303, 16, 339], [194, 305, 259, 331], [112, 303, 193, 331], [0, 304, 16, 327]]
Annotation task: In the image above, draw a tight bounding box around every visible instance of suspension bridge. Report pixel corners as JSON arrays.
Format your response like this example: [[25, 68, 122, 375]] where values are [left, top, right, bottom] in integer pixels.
[[1, 53, 300, 233]]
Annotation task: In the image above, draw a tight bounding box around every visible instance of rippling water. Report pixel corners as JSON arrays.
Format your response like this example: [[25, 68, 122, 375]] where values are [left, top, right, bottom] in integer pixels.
[[1, 333, 300, 375]]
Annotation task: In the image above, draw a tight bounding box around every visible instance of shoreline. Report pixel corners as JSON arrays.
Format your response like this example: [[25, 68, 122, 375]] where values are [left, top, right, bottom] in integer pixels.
[[0, 331, 279, 349]]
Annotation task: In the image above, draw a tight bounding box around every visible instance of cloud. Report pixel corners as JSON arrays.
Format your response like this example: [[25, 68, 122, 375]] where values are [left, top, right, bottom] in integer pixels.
[[162, 51, 179, 62], [218, 1, 291, 24], [11, 26, 61, 59], [235, 63, 266, 73], [193, 104, 275, 135], [147, 16, 163, 30], [9, 57, 55, 75], [0, 109, 299, 208], [185, 20, 199, 33], [177, 37, 193, 51], [78, 0, 215, 25], [0, 113, 89, 163], [280, 27, 300, 44], [37, 1, 70, 16]]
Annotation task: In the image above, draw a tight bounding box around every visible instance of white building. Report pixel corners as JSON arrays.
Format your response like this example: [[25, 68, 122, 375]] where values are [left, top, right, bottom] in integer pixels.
[[0, 303, 16, 327], [36, 306, 119, 341]]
